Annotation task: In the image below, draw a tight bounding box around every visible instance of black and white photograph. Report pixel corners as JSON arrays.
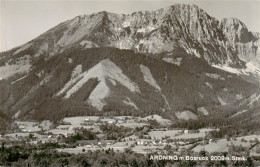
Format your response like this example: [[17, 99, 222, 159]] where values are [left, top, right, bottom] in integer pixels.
[[0, 0, 260, 166]]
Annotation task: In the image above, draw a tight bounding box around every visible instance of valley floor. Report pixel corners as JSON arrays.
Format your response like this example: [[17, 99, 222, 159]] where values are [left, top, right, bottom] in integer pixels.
[[1, 115, 260, 158]]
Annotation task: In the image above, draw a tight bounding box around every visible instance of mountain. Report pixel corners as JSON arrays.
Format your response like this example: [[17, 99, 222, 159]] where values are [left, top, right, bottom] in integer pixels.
[[0, 4, 259, 123], [2, 4, 260, 70], [0, 48, 259, 122]]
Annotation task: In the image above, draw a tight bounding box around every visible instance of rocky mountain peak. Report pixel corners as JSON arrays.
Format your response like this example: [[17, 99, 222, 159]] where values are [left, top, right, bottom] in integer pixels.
[[220, 18, 255, 43], [3, 4, 260, 70]]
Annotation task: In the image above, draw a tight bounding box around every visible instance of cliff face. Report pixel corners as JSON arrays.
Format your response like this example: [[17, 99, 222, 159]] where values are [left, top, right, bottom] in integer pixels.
[[220, 18, 260, 65], [3, 4, 259, 70], [220, 18, 255, 43]]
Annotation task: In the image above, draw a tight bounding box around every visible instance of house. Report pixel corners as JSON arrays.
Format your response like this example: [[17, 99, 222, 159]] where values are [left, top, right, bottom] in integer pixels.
[[64, 133, 68, 138], [117, 120, 124, 124], [108, 120, 115, 124], [19, 125, 26, 129], [86, 145, 92, 148], [106, 141, 112, 145], [177, 141, 186, 146], [137, 140, 144, 145], [137, 140, 149, 145], [209, 139, 213, 143]]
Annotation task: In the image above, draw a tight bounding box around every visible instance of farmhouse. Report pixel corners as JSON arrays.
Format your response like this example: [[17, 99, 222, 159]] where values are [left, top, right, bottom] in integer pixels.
[[184, 130, 189, 134], [108, 120, 116, 124]]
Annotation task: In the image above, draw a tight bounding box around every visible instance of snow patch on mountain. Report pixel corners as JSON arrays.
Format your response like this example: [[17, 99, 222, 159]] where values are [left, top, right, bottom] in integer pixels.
[[123, 97, 138, 110], [140, 64, 161, 91]]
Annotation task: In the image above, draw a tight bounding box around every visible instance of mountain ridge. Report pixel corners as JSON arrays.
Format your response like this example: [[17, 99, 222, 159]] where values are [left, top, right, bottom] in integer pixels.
[[1, 4, 259, 71], [0, 4, 260, 125]]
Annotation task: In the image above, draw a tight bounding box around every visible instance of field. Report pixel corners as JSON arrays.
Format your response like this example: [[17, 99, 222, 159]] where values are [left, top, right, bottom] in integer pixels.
[[2, 117, 259, 156], [15, 121, 41, 132], [193, 135, 260, 153]]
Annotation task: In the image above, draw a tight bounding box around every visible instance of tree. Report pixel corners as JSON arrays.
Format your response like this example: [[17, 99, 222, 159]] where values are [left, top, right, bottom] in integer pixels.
[[82, 159, 91, 167]]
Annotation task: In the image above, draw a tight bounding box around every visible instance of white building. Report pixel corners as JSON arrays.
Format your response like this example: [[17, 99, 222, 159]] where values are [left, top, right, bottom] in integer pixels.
[[108, 120, 115, 124], [184, 130, 189, 134]]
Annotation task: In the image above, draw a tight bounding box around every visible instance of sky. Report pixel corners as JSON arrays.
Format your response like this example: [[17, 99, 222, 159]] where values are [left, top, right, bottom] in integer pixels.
[[1, 0, 260, 52]]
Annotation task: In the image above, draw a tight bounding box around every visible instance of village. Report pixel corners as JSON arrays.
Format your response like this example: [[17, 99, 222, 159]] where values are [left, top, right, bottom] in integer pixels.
[[1, 115, 260, 156]]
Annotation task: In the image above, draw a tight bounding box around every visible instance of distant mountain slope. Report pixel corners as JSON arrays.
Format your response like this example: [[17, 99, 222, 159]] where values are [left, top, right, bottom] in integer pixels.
[[0, 48, 258, 122]]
